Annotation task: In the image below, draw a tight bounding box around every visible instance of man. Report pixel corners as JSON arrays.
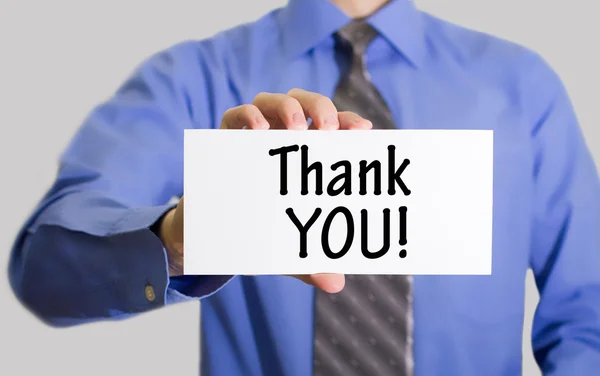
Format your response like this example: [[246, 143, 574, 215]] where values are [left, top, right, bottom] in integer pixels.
[[8, 0, 600, 375]]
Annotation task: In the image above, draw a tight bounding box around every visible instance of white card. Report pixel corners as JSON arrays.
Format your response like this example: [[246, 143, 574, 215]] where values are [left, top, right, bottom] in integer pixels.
[[183, 129, 493, 275]]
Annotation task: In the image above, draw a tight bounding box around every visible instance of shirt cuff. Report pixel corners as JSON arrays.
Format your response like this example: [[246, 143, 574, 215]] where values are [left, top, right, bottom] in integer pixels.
[[114, 204, 235, 304]]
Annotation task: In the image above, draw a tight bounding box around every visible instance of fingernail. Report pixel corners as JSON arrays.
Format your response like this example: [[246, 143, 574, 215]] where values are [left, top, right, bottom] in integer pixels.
[[292, 112, 307, 129], [324, 113, 339, 128], [255, 116, 269, 129]]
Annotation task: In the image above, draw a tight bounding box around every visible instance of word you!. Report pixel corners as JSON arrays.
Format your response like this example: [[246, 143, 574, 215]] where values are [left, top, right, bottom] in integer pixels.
[[268, 144, 410, 260]]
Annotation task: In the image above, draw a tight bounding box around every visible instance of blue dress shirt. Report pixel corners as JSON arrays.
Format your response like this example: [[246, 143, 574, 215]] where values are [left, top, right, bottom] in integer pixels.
[[8, 0, 600, 375]]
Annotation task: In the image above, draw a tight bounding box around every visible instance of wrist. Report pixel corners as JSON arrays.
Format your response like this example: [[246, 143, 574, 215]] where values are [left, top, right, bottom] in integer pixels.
[[159, 208, 179, 253]]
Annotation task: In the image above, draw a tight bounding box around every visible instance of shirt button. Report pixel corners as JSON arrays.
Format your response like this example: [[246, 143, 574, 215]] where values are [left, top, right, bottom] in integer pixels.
[[145, 285, 156, 302]]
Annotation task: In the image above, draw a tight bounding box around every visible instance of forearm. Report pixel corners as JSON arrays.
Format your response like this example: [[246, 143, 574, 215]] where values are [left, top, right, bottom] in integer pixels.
[[541, 337, 600, 376], [533, 283, 600, 375], [9, 192, 231, 327], [9, 190, 169, 325], [14, 224, 169, 326]]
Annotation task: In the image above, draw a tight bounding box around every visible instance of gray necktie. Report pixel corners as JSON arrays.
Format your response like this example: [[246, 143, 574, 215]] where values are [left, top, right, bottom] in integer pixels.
[[312, 21, 414, 376]]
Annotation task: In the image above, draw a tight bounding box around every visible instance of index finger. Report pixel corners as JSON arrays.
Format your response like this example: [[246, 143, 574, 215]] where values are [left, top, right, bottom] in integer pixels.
[[253, 92, 308, 130], [287, 88, 339, 130], [220, 104, 270, 130]]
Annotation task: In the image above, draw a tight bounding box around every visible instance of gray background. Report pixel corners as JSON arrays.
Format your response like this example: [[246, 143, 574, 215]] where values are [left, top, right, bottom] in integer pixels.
[[0, 1, 598, 375]]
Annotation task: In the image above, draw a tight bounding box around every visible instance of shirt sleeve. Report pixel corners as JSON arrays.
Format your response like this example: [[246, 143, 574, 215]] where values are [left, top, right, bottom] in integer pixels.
[[7, 41, 234, 328], [524, 53, 600, 374]]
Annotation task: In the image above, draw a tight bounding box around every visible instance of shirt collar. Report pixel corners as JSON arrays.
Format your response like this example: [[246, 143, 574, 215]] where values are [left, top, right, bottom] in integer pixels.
[[278, 0, 426, 67]]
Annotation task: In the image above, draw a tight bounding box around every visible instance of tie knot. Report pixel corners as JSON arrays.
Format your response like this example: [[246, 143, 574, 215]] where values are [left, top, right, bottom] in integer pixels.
[[335, 21, 379, 55]]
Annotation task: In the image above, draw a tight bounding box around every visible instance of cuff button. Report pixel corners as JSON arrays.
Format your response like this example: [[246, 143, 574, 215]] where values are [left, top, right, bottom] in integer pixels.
[[145, 285, 156, 302]]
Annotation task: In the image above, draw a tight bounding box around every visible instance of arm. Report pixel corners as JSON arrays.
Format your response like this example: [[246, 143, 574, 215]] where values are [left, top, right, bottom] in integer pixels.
[[8, 42, 232, 327], [525, 53, 600, 374]]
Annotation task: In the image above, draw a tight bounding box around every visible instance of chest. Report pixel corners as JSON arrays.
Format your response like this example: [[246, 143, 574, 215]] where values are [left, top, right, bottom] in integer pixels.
[[229, 60, 535, 316]]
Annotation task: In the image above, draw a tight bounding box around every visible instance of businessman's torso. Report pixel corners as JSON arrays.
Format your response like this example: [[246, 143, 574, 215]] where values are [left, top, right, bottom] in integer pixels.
[[186, 10, 535, 376]]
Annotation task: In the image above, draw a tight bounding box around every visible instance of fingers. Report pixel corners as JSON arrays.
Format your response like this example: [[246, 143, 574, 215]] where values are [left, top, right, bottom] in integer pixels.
[[253, 92, 308, 130], [221, 90, 373, 132], [287, 88, 339, 130], [338, 111, 373, 130], [292, 273, 345, 293], [220, 104, 270, 130]]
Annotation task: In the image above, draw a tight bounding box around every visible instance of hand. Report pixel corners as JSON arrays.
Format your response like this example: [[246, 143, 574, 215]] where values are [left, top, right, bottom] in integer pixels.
[[220, 89, 373, 131], [160, 89, 373, 293]]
